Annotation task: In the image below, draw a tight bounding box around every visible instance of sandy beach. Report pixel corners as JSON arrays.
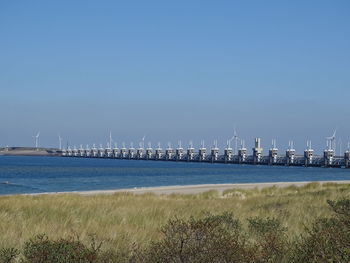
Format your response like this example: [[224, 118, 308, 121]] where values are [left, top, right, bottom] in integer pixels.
[[24, 180, 350, 196]]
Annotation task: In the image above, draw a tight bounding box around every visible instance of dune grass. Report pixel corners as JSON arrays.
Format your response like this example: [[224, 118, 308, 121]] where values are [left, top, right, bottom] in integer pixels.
[[0, 182, 349, 251]]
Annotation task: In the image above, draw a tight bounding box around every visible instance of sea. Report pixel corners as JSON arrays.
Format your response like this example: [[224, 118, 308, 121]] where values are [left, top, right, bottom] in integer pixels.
[[0, 156, 349, 195]]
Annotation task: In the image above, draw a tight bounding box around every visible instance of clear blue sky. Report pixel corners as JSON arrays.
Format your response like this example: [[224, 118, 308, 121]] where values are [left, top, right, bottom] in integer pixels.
[[1, 0, 349, 153]]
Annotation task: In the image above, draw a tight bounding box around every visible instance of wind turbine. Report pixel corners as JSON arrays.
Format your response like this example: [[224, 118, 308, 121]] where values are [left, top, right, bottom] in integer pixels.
[[33, 132, 40, 148], [58, 134, 63, 150], [109, 131, 113, 150], [228, 127, 239, 154], [326, 129, 337, 151], [240, 139, 246, 149], [271, 139, 277, 149], [306, 140, 313, 150], [233, 127, 239, 155], [288, 140, 295, 150], [228, 136, 233, 149], [338, 138, 342, 156], [141, 135, 146, 148]]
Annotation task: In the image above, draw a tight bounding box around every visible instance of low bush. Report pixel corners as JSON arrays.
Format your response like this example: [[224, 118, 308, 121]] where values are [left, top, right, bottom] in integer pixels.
[[291, 199, 350, 263], [22, 234, 101, 263], [0, 199, 349, 262], [136, 212, 248, 263], [0, 247, 19, 263], [248, 217, 289, 262]]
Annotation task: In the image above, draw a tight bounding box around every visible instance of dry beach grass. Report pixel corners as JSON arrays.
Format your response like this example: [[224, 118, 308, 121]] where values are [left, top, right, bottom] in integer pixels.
[[0, 182, 349, 252]]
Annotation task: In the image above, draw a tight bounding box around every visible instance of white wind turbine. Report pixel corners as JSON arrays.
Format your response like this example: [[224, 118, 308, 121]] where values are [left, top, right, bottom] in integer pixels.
[[33, 132, 40, 148], [326, 129, 337, 151], [228, 127, 239, 154], [233, 127, 239, 155], [141, 135, 146, 148], [58, 134, 63, 150], [109, 131, 113, 150], [338, 138, 342, 156]]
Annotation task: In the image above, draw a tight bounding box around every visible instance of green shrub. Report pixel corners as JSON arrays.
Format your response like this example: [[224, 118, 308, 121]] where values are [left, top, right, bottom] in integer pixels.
[[292, 199, 350, 262], [0, 247, 19, 263], [22, 234, 101, 263], [248, 217, 289, 262], [135, 212, 249, 263]]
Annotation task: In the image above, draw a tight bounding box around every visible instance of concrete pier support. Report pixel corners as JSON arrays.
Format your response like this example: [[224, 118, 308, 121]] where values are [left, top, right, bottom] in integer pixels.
[[187, 146, 194, 161], [128, 147, 135, 159], [199, 147, 206, 162], [146, 146, 153, 160], [120, 146, 127, 159], [165, 144, 174, 160], [67, 148, 72, 156], [344, 151, 350, 168], [98, 146, 104, 158], [155, 147, 163, 160], [211, 146, 219, 162], [238, 147, 247, 163], [176, 146, 184, 161], [91, 146, 98, 157], [113, 147, 119, 158], [136, 147, 144, 159], [268, 140, 278, 165], [304, 149, 314, 167], [79, 146, 85, 157], [224, 147, 233, 163], [73, 147, 79, 157], [286, 149, 295, 166], [105, 147, 112, 158], [252, 138, 263, 164], [269, 148, 278, 165], [324, 149, 334, 167], [155, 146, 163, 160]]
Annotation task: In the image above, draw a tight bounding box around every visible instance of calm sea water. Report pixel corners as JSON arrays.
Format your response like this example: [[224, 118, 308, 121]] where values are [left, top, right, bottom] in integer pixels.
[[0, 156, 349, 195]]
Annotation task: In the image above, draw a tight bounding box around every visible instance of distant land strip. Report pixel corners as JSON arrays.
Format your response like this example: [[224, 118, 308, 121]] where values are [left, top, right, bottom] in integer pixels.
[[0, 147, 60, 156]]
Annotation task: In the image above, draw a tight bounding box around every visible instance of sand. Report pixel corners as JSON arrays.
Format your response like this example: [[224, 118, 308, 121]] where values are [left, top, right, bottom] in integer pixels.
[[21, 180, 350, 196]]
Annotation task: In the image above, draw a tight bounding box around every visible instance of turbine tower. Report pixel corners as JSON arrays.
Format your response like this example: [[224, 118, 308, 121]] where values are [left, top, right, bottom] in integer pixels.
[[233, 127, 239, 155], [326, 129, 337, 151], [58, 134, 63, 150], [109, 131, 113, 150], [141, 135, 146, 149], [33, 132, 40, 148], [228, 127, 239, 155], [338, 138, 342, 156]]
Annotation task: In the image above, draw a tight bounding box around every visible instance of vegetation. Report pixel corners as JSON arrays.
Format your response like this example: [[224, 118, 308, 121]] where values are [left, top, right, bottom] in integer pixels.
[[0, 182, 349, 262]]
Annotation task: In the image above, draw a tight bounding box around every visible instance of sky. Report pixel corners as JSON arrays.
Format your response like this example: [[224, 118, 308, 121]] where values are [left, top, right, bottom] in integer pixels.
[[1, 0, 350, 154]]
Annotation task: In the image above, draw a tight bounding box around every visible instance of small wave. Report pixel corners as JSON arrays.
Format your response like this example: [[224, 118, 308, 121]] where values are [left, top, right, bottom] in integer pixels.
[[0, 181, 47, 192]]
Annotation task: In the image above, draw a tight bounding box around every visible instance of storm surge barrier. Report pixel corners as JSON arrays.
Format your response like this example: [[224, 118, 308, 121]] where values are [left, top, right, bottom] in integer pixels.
[[61, 138, 350, 169]]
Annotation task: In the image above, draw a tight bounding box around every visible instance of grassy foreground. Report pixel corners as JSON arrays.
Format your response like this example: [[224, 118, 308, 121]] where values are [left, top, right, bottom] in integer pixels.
[[0, 182, 349, 252]]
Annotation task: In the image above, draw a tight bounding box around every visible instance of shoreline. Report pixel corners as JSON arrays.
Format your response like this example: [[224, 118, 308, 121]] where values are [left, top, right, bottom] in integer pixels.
[[16, 180, 350, 197]]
